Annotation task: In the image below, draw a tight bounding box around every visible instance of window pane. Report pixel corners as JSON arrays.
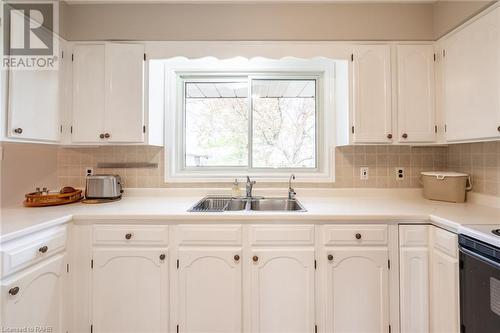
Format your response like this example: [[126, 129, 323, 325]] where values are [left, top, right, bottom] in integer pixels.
[[252, 79, 316, 168], [185, 81, 248, 167]]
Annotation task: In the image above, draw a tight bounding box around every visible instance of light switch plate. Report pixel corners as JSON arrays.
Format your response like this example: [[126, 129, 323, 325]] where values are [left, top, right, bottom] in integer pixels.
[[360, 167, 369, 180], [85, 167, 94, 176]]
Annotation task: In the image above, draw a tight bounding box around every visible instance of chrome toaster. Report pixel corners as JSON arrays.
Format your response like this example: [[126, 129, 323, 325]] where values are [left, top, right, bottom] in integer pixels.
[[85, 175, 123, 199]]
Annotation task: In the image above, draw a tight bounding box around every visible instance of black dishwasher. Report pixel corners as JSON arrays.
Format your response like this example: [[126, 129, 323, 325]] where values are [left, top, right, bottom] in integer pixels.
[[459, 235, 500, 333]]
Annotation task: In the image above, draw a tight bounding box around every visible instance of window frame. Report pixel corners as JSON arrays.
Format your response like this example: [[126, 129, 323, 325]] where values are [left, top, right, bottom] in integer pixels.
[[180, 73, 321, 172], [163, 57, 337, 182]]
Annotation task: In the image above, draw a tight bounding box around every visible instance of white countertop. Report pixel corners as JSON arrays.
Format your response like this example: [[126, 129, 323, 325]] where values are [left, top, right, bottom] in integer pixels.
[[1, 188, 499, 243]]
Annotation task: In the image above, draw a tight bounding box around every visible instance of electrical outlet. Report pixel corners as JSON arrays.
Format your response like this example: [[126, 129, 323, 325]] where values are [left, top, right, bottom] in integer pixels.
[[85, 167, 94, 177], [396, 168, 405, 180], [360, 167, 369, 180]]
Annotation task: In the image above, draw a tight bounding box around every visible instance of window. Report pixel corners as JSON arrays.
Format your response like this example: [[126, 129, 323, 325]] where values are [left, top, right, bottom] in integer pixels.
[[159, 56, 339, 182], [183, 76, 318, 170]]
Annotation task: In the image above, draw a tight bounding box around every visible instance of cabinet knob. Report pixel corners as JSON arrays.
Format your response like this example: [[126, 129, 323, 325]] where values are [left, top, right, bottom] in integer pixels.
[[104, 133, 110, 139], [402, 133, 408, 139], [99, 133, 105, 139], [13, 128, 23, 134], [38, 245, 48, 253], [125, 233, 132, 240], [387, 133, 392, 139], [8, 287, 19, 296], [327, 254, 334, 261], [497, 126, 500, 132], [234, 254, 240, 262], [355, 233, 362, 240], [252, 255, 259, 262], [159, 254, 166, 261]]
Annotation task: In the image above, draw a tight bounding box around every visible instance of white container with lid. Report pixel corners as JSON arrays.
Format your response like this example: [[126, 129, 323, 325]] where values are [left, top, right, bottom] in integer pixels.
[[421, 171, 472, 203]]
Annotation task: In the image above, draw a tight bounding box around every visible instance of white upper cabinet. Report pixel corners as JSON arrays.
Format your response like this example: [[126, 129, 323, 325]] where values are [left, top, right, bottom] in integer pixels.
[[71, 43, 146, 144], [397, 45, 437, 143], [441, 6, 500, 142], [72, 44, 106, 143], [352, 45, 393, 144], [8, 69, 60, 142], [178, 248, 242, 333], [250, 248, 315, 333], [104, 44, 145, 143]]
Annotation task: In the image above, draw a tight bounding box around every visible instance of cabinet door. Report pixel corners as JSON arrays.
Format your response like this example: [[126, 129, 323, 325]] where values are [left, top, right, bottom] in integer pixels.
[[178, 248, 242, 333], [104, 43, 145, 143], [1, 254, 66, 332], [8, 69, 59, 142], [352, 45, 392, 143], [250, 248, 315, 333], [325, 247, 389, 333], [92, 248, 168, 333], [72, 44, 105, 143], [399, 225, 430, 333], [442, 7, 500, 142], [430, 244, 459, 333], [397, 45, 436, 143]]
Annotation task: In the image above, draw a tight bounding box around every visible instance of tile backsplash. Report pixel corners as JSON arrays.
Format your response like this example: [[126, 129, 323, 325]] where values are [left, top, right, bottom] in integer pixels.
[[56, 142, 500, 196], [57, 145, 449, 190], [58, 146, 165, 189], [447, 141, 500, 196], [334, 145, 447, 188]]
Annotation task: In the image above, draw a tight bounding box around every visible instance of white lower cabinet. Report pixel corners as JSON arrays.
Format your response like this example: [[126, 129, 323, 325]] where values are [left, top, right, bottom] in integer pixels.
[[398, 225, 460, 333], [323, 225, 390, 333], [399, 225, 430, 333], [429, 228, 460, 333], [250, 248, 316, 333], [19, 222, 459, 333], [92, 248, 169, 333], [177, 248, 242, 333], [325, 248, 389, 333], [1, 254, 67, 332]]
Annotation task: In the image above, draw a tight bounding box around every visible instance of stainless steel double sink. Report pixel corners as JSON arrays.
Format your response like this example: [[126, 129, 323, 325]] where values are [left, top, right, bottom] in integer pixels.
[[188, 196, 306, 212]]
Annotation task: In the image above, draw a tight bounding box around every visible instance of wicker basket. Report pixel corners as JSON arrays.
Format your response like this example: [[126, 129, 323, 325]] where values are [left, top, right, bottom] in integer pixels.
[[24, 189, 83, 207]]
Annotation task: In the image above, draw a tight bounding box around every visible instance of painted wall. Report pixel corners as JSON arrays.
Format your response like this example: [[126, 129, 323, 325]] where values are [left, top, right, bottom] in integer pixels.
[[0, 142, 59, 207], [61, 3, 434, 41], [433, 0, 495, 39]]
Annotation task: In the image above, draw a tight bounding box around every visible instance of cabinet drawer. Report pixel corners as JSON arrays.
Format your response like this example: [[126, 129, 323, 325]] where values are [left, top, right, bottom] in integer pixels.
[[93, 225, 169, 246], [432, 227, 458, 258], [249, 225, 314, 246], [176, 225, 241, 245], [399, 225, 429, 247], [323, 225, 388, 246], [1, 226, 67, 277]]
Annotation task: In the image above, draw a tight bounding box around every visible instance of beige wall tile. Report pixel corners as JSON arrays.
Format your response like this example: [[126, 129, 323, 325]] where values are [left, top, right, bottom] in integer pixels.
[[54, 142, 499, 197]]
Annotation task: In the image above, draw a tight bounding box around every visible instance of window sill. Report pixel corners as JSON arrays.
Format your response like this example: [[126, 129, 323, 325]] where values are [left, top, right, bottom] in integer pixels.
[[164, 171, 334, 183]]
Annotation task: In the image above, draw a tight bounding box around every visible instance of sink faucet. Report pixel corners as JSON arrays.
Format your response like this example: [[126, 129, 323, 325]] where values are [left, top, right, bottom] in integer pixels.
[[288, 174, 296, 199], [245, 176, 256, 198]]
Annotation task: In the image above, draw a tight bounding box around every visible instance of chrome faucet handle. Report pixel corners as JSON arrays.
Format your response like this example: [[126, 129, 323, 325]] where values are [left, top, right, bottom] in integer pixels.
[[246, 176, 256, 198], [288, 174, 296, 199]]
